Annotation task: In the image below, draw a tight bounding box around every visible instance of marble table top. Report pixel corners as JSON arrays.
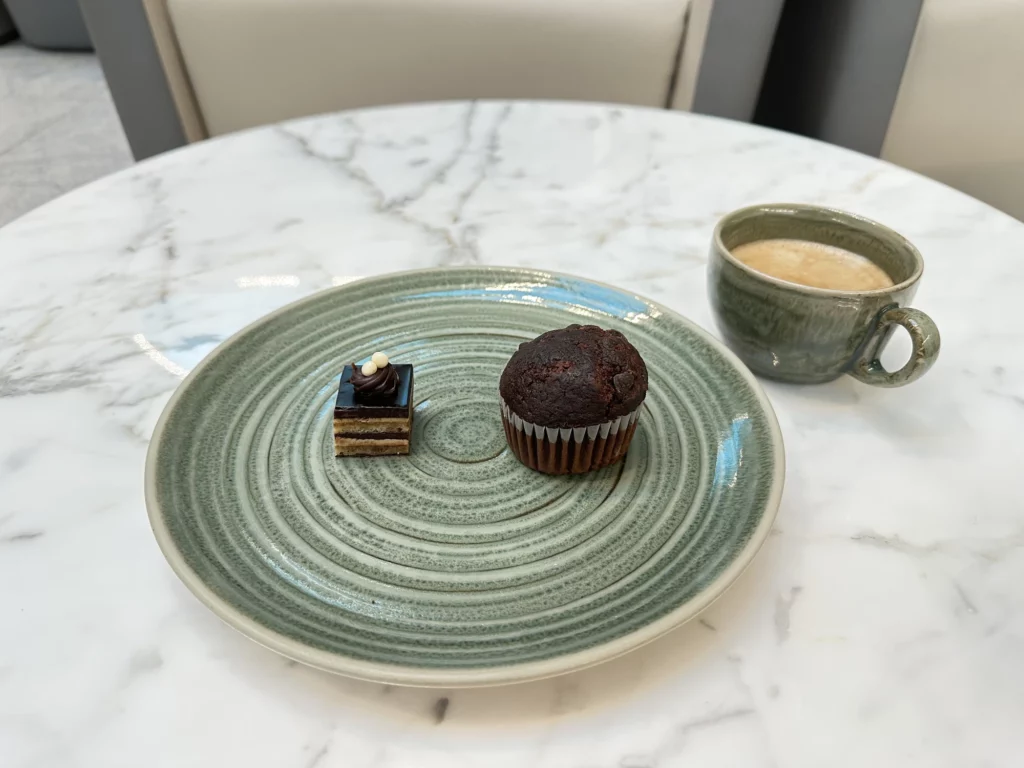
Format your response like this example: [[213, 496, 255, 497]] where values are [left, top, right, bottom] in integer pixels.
[[2, 102, 1022, 768]]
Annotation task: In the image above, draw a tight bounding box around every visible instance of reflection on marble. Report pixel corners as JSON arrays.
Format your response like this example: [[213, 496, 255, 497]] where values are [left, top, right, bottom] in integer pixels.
[[0, 43, 132, 226], [1, 102, 1023, 768]]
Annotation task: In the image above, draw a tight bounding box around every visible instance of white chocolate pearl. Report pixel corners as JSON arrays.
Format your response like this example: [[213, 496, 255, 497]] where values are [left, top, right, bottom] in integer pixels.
[[371, 351, 389, 368], [360, 361, 378, 376]]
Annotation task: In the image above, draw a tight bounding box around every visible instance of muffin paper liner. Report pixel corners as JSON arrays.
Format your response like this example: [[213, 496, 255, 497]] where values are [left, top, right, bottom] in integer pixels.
[[499, 397, 642, 475]]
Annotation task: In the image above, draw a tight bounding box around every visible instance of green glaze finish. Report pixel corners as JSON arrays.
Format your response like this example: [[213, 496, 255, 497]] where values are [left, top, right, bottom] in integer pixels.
[[146, 267, 784, 686], [708, 204, 941, 386]]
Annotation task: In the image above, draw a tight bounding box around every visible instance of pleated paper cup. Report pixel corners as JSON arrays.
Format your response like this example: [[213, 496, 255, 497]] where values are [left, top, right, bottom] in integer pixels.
[[499, 397, 642, 475]]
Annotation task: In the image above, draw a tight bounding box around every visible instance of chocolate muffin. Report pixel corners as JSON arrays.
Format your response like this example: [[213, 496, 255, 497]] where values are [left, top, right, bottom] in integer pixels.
[[499, 324, 648, 474]]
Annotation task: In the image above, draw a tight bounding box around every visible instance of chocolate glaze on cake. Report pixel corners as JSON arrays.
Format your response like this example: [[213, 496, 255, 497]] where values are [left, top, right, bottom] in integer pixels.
[[335, 365, 413, 420], [499, 324, 648, 429]]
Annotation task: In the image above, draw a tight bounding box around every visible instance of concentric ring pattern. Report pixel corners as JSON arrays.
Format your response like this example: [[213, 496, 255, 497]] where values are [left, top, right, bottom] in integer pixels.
[[146, 268, 783, 685]]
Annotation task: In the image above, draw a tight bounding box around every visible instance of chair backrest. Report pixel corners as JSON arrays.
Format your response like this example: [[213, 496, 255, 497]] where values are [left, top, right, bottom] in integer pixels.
[[881, 0, 1024, 221], [82, 0, 785, 158], [170, 0, 695, 137]]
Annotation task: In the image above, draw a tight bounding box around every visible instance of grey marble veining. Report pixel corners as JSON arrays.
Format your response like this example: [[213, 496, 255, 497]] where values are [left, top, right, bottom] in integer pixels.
[[0, 101, 1022, 768], [0, 42, 131, 226]]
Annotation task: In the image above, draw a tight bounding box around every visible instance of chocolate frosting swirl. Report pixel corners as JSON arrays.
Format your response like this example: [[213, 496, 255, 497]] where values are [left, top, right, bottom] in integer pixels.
[[350, 362, 399, 402]]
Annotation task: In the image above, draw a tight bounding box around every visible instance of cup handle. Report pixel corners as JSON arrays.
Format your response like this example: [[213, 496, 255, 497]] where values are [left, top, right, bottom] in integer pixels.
[[848, 305, 941, 387]]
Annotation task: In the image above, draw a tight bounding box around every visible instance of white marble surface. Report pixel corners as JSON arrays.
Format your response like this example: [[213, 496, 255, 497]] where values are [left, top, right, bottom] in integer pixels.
[[0, 43, 132, 226], [1, 102, 1023, 768]]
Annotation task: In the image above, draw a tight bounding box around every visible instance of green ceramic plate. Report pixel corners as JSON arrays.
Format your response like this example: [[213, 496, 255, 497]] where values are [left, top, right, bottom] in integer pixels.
[[146, 267, 784, 686]]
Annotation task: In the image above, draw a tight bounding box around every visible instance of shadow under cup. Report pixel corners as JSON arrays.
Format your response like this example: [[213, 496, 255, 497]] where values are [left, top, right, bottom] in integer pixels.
[[707, 204, 940, 387]]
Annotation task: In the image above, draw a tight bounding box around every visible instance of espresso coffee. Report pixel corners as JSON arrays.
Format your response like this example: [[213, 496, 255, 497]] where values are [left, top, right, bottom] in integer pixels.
[[731, 238, 894, 291]]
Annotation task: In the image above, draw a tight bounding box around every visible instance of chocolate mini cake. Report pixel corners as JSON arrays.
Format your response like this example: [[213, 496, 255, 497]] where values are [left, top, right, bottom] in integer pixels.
[[334, 352, 414, 456], [499, 325, 648, 474]]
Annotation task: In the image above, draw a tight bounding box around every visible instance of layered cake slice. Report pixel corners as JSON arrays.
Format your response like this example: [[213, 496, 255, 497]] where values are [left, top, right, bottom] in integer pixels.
[[334, 352, 414, 456]]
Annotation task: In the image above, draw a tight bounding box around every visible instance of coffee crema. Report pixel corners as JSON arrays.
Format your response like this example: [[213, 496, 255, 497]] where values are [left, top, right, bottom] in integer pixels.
[[731, 238, 895, 291]]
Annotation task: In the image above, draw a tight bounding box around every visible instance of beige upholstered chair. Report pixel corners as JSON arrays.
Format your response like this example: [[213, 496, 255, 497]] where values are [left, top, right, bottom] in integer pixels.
[[167, 0, 697, 138], [81, 0, 785, 158], [881, 0, 1024, 220]]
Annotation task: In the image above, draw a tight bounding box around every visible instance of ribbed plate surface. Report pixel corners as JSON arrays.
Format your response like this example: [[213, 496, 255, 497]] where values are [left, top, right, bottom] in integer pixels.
[[146, 268, 784, 686]]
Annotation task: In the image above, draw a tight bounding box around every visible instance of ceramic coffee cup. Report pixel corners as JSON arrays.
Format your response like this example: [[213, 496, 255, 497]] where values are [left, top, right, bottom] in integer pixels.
[[708, 203, 940, 386]]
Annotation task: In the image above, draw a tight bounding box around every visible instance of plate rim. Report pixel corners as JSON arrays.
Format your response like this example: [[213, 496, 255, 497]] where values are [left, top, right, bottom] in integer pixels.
[[145, 266, 785, 687]]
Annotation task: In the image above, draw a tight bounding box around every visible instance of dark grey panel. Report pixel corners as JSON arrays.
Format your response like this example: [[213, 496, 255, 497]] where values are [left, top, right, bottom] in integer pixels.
[[754, 0, 924, 157], [79, 0, 187, 160], [0, 2, 18, 45], [692, 0, 787, 121], [5, 0, 91, 50]]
